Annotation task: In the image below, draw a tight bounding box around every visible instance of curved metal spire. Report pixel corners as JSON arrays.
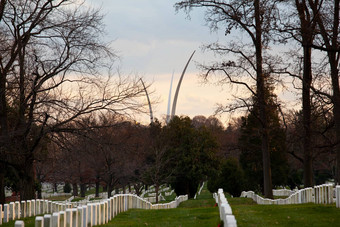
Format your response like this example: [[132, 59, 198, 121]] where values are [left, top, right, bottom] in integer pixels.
[[170, 50, 196, 120], [166, 71, 175, 124], [140, 78, 153, 124]]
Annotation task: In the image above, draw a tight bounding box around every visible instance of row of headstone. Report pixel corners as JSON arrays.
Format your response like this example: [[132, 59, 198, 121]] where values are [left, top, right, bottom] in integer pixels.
[[272, 188, 295, 197], [314, 184, 333, 204], [335, 186, 340, 208], [165, 190, 175, 197], [214, 189, 237, 227], [143, 195, 165, 203], [141, 186, 170, 198], [194, 182, 205, 199], [42, 193, 72, 200], [240, 184, 333, 205], [12, 193, 188, 227], [0, 199, 75, 224]]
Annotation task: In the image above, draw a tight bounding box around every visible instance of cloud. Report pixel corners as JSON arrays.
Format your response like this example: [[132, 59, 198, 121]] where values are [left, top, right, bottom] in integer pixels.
[[86, 0, 235, 124]]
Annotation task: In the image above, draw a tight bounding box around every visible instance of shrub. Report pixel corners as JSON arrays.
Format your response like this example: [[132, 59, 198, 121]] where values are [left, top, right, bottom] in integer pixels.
[[64, 182, 71, 193], [208, 158, 245, 197]]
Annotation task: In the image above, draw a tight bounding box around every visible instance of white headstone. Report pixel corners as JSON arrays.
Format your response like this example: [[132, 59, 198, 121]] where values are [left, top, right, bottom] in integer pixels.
[[77, 207, 83, 227], [0, 204, 2, 225], [81, 206, 87, 227], [91, 204, 97, 226], [44, 214, 52, 227], [71, 208, 77, 227], [51, 213, 60, 227], [226, 215, 237, 227], [35, 216, 44, 227], [336, 186, 340, 208], [15, 201, 20, 219], [9, 202, 15, 220], [87, 204, 92, 227], [14, 220, 25, 227], [3, 204, 9, 223], [27, 201, 31, 217], [65, 209, 72, 227], [59, 211, 66, 227], [21, 201, 26, 218], [31, 200, 36, 216]]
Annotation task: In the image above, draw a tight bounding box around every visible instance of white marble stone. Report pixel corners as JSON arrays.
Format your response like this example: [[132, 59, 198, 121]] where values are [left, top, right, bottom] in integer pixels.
[[65, 209, 72, 227], [91, 203, 97, 226], [51, 213, 60, 227], [0, 204, 2, 225], [59, 211, 66, 227], [35, 216, 44, 227], [77, 207, 83, 227], [225, 215, 237, 227], [71, 208, 77, 227], [31, 200, 36, 216], [86, 204, 92, 227], [15, 220, 25, 227], [15, 201, 20, 219], [81, 206, 87, 227], [3, 204, 9, 223], [21, 201, 26, 218], [44, 214, 52, 227]]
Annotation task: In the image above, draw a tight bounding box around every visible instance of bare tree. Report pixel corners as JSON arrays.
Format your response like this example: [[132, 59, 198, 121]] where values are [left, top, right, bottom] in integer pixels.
[[175, 0, 281, 198], [307, 0, 340, 183], [278, 0, 318, 187], [0, 0, 148, 202]]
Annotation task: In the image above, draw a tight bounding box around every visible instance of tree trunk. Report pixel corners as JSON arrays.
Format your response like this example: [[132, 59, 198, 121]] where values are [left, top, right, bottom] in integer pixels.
[[37, 180, 42, 199], [329, 1, 340, 185], [254, 0, 273, 199], [20, 160, 36, 201], [72, 183, 78, 196], [107, 183, 112, 198], [80, 184, 86, 197], [329, 54, 340, 183], [0, 165, 5, 204], [155, 184, 159, 204], [302, 46, 313, 187], [134, 183, 143, 196], [95, 177, 100, 197], [295, 0, 316, 188]]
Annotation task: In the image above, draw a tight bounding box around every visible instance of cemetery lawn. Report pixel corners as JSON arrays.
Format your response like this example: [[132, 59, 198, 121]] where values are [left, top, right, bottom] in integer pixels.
[[229, 197, 340, 227], [100, 187, 220, 227], [1, 216, 35, 227], [48, 195, 71, 201]]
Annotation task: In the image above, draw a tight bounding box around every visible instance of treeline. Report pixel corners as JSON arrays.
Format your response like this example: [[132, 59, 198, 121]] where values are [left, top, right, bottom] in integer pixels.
[[6, 115, 221, 203], [6, 108, 334, 201]]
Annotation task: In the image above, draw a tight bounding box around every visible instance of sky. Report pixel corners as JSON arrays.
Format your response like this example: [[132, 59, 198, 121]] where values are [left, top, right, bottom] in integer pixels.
[[86, 0, 293, 125]]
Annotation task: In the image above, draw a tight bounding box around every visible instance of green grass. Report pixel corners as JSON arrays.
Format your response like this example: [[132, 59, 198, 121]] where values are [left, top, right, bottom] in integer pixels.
[[157, 192, 177, 204], [229, 197, 340, 227], [1, 216, 35, 227], [47, 195, 71, 201], [71, 196, 85, 202], [99, 186, 220, 227], [273, 195, 289, 199], [85, 187, 104, 196]]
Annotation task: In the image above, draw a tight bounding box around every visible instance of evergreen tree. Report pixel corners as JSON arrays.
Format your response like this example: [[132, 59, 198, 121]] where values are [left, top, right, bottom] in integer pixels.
[[165, 116, 220, 198], [239, 76, 288, 192]]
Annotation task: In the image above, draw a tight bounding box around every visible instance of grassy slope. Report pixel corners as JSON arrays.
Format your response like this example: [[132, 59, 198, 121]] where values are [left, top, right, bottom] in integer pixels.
[[229, 197, 340, 227], [100, 186, 220, 227]]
